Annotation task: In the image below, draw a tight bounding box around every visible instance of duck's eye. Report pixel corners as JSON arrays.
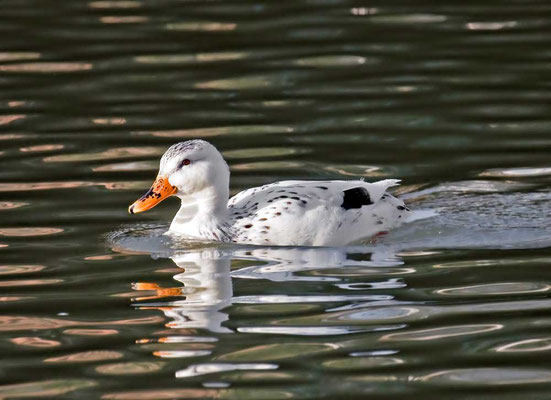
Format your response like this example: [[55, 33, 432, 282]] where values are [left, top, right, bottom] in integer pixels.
[[179, 159, 191, 168]]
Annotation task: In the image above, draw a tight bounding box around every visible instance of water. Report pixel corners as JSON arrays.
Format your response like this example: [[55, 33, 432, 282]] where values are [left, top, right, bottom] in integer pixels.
[[2, 0, 551, 398]]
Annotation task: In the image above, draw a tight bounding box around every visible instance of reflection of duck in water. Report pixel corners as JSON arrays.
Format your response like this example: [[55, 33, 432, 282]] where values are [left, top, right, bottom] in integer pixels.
[[131, 246, 404, 334], [128, 140, 412, 246], [134, 250, 233, 333], [231, 246, 403, 282]]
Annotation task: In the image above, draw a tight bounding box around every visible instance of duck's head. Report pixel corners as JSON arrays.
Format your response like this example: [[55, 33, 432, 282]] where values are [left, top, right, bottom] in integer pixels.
[[128, 140, 229, 214]]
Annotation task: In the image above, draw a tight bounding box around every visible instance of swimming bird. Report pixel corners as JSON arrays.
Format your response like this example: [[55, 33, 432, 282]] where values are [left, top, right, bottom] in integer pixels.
[[128, 140, 411, 246]]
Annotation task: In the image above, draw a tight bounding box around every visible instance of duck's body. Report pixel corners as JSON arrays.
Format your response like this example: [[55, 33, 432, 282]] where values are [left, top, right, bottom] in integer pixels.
[[129, 140, 411, 246]]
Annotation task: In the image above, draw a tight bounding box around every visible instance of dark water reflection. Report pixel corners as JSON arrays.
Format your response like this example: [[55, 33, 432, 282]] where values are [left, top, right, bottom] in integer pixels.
[[2, 0, 551, 398]]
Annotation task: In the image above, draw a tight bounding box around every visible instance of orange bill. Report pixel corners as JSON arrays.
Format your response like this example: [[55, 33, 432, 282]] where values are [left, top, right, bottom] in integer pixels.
[[128, 175, 177, 214]]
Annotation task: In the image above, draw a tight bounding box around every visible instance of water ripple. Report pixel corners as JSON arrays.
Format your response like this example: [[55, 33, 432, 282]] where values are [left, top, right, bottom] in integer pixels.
[[495, 338, 551, 353], [45, 350, 123, 363], [0, 380, 96, 399], [436, 282, 550, 296], [0, 228, 63, 237], [380, 324, 503, 342], [0, 62, 93, 73], [96, 361, 166, 375], [176, 363, 277, 378], [416, 368, 551, 386]]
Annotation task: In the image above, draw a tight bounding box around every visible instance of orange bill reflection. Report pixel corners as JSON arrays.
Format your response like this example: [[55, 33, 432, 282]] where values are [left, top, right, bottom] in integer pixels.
[[132, 282, 184, 301]]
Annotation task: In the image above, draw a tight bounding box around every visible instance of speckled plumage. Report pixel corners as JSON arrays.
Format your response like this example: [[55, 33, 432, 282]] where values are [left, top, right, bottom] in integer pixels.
[[226, 179, 409, 246], [146, 140, 412, 246]]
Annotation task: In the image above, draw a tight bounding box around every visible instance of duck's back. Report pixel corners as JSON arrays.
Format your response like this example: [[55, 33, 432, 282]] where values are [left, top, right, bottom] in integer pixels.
[[227, 179, 410, 246]]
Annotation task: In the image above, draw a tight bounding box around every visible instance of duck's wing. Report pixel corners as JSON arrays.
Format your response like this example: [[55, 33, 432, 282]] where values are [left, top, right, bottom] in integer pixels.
[[228, 179, 401, 210], [228, 179, 407, 246]]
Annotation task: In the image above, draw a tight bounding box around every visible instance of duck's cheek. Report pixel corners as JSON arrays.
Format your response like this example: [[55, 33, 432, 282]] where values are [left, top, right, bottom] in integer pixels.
[[167, 174, 181, 189], [171, 170, 208, 195], [168, 173, 193, 195], [128, 175, 178, 214]]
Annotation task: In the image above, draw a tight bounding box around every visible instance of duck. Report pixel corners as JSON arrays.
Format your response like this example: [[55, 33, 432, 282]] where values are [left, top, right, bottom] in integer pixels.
[[128, 140, 411, 246]]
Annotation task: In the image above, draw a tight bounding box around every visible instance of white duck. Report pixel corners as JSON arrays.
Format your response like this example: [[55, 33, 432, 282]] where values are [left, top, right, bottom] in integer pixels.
[[128, 140, 411, 246]]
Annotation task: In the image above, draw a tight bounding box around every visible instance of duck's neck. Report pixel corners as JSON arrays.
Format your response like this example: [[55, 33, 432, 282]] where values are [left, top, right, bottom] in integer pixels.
[[169, 185, 231, 242]]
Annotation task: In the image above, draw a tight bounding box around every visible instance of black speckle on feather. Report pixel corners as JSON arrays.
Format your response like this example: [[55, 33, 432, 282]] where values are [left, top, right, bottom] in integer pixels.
[[317, 186, 328, 190], [341, 187, 372, 210]]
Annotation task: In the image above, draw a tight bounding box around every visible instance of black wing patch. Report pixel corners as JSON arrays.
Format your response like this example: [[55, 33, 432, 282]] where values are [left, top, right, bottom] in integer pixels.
[[341, 187, 372, 210]]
